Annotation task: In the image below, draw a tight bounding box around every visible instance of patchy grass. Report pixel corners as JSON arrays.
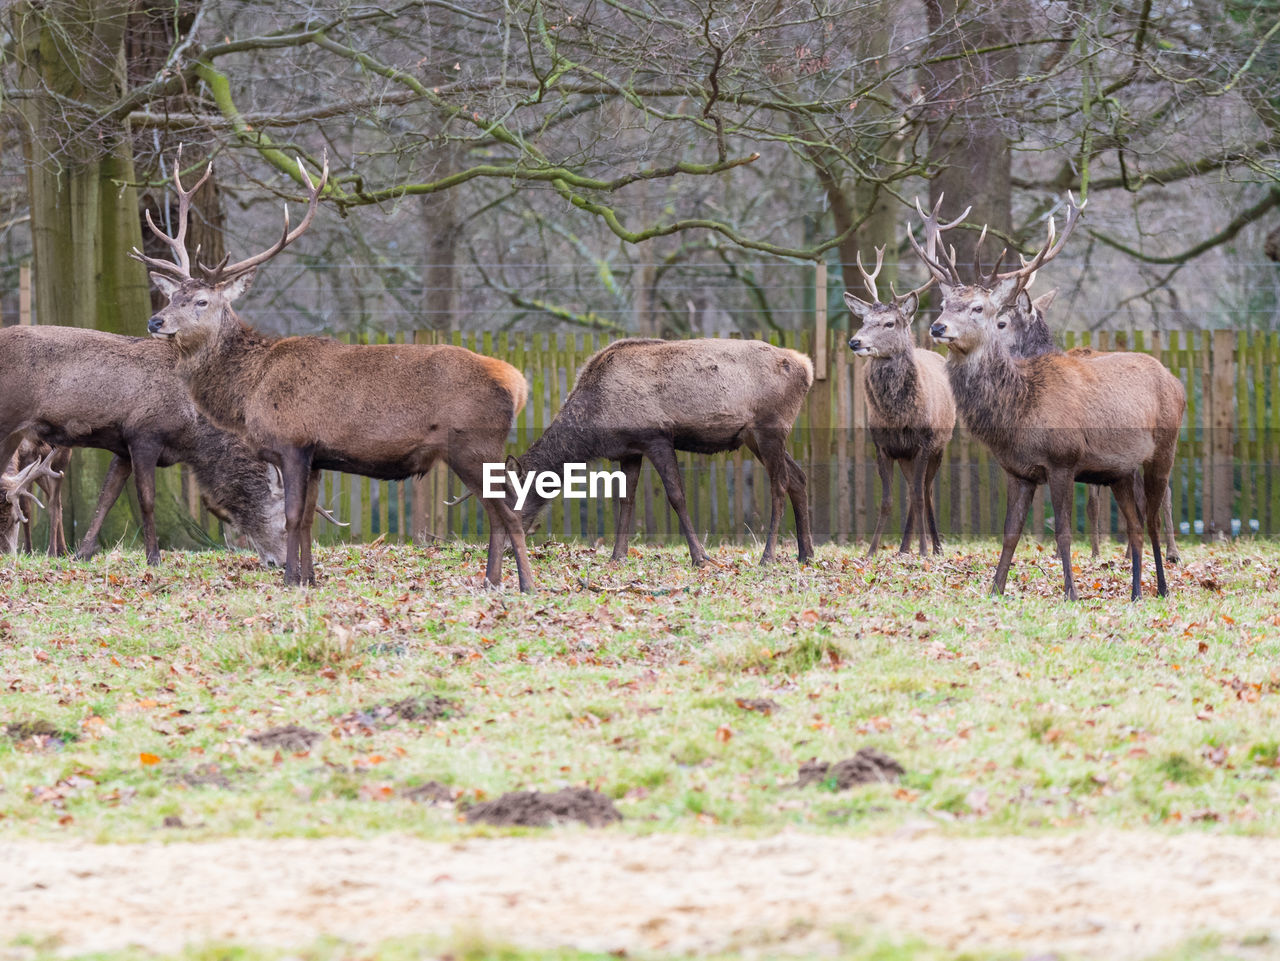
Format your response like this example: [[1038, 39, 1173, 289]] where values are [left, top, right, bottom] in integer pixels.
[[1, 537, 1279, 841]]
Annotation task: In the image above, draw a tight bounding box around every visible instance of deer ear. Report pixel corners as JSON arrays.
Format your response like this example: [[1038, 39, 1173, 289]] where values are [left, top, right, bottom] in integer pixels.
[[843, 290, 873, 320], [897, 292, 919, 322], [218, 270, 256, 303], [149, 273, 179, 299], [1013, 289, 1033, 316], [1031, 288, 1058, 313], [993, 275, 1022, 307]]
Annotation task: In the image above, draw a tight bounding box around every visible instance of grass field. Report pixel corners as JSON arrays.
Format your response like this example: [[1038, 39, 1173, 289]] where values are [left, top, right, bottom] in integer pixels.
[[3, 537, 1280, 959]]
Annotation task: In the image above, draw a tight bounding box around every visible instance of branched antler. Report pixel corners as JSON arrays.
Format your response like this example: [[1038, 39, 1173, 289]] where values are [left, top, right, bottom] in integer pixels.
[[202, 153, 330, 284], [2, 449, 62, 526], [130, 145, 213, 281], [857, 246, 885, 303], [907, 193, 970, 286], [994, 192, 1086, 295]]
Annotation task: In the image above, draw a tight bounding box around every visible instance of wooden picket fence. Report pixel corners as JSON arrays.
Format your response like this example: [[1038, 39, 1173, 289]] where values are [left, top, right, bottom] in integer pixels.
[[252, 326, 1273, 550]]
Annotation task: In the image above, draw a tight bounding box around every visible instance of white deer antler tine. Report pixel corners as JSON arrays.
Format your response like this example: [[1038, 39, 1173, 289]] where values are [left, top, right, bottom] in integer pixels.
[[856, 246, 885, 303]]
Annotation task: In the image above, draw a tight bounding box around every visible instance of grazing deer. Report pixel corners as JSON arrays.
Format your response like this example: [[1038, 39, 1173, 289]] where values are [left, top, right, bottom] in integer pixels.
[[138, 152, 534, 590], [844, 202, 961, 556], [1000, 284, 1180, 564], [14, 440, 71, 556], [510, 338, 814, 566], [916, 196, 1185, 600], [1, 449, 61, 556], [0, 325, 289, 565]]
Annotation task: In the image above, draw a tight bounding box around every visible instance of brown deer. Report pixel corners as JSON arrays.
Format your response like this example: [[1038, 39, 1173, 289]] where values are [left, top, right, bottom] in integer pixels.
[[138, 153, 534, 590], [915, 196, 1185, 600], [1000, 283, 1180, 563], [844, 201, 962, 556], [1, 449, 61, 556], [508, 338, 814, 566]]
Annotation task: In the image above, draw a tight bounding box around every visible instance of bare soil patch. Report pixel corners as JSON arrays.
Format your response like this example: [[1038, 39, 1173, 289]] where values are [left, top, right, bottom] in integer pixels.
[[464, 788, 622, 827], [796, 749, 905, 789], [3, 832, 1280, 958], [247, 725, 323, 752]]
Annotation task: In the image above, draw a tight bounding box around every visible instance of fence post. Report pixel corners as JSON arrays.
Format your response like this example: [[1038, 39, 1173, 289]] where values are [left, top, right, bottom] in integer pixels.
[[19, 261, 32, 325], [813, 262, 827, 380], [1211, 328, 1235, 538]]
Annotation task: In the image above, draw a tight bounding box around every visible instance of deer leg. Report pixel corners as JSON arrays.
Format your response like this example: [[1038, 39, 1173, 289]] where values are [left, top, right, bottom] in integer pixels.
[[128, 444, 163, 566], [992, 474, 1036, 596], [897, 456, 919, 554], [925, 449, 944, 554], [1144, 468, 1172, 598], [1161, 484, 1180, 564], [610, 456, 642, 564], [280, 447, 314, 587], [1048, 468, 1078, 601], [43, 464, 68, 557], [1086, 485, 1103, 560], [749, 429, 798, 566], [868, 447, 893, 558], [452, 452, 534, 592], [910, 453, 930, 556], [782, 452, 813, 563], [74, 456, 133, 561], [300, 469, 320, 586], [1112, 477, 1146, 602], [646, 441, 709, 566]]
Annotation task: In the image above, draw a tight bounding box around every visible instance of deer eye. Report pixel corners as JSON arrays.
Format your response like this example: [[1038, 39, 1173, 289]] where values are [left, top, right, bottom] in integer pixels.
[[997, 320, 1008, 329], [195, 299, 208, 307], [970, 305, 983, 313], [884, 321, 894, 328]]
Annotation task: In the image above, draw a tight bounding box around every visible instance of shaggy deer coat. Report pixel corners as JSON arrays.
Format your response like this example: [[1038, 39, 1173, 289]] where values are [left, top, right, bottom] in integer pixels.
[[515, 338, 814, 566], [1001, 297, 1180, 564], [147, 273, 534, 590], [0, 325, 286, 565], [845, 291, 956, 556], [931, 281, 1185, 600]]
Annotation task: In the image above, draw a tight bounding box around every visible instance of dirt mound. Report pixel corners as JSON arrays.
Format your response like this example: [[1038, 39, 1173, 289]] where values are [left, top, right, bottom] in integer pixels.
[[334, 694, 463, 735], [4, 720, 70, 748], [465, 788, 622, 827], [402, 781, 456, 804], [174, 764, 234, 790], [735, 697, 780, 715], [248, 725, 323, 752], [797, 748, 903, 789]]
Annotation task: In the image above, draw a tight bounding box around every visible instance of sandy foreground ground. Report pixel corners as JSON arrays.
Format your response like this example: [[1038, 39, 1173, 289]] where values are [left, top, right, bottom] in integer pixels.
[[2, 830, 1279, 958]]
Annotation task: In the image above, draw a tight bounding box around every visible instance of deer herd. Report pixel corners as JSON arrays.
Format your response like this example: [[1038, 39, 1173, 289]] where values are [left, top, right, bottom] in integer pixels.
[[1, 153, 1187, 602]]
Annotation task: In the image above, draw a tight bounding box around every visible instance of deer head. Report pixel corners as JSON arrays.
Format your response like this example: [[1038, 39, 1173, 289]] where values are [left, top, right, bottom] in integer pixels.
[[922, 194, 1084, 354], [1, 450, 62, 555], [845, 198, 967, 358], [134, 149, 329, 350]]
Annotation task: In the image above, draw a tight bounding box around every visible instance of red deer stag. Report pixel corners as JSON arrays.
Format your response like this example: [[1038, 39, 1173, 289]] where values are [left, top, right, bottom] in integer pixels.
[[510, 338, 814, 566], [1, 450, 61, 556], [0, 325, 288, 566], [915, 196, 1185, 600], [138, 153, 534, 590], [998, 289, 1180, 564], [844, 200, 962, 556]]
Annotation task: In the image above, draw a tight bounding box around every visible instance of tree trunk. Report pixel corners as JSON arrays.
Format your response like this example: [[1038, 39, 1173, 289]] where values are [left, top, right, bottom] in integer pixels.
[[12, 0, 203, 552], [921, 0, 1021, 281]]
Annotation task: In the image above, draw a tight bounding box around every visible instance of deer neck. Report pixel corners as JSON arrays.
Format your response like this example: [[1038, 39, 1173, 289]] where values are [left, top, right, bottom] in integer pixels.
[[947, 341, 1035, 450], [864, 349, 920, 426], [179, 311, 273, 436]]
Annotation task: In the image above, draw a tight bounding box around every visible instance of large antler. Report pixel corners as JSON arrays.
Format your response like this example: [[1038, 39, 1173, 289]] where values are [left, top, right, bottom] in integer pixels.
[[2, 449, 62, 526], [906, 193, 970, 287], [994, 192, 1086, 294], [202, 153, 330, 284], [130, 145, 213, 281]]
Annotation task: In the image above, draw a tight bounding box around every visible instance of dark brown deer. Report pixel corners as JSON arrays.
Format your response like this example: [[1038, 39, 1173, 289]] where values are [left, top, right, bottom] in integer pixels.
[[1, 449, 61, 556], [844, 202, 961, 556], [509, 338, 814, 566], [1000, 284, 1180, 563], [0, 325, 288, 565], [138, 153, 534, 590], [916, 196, 1185, 600]]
